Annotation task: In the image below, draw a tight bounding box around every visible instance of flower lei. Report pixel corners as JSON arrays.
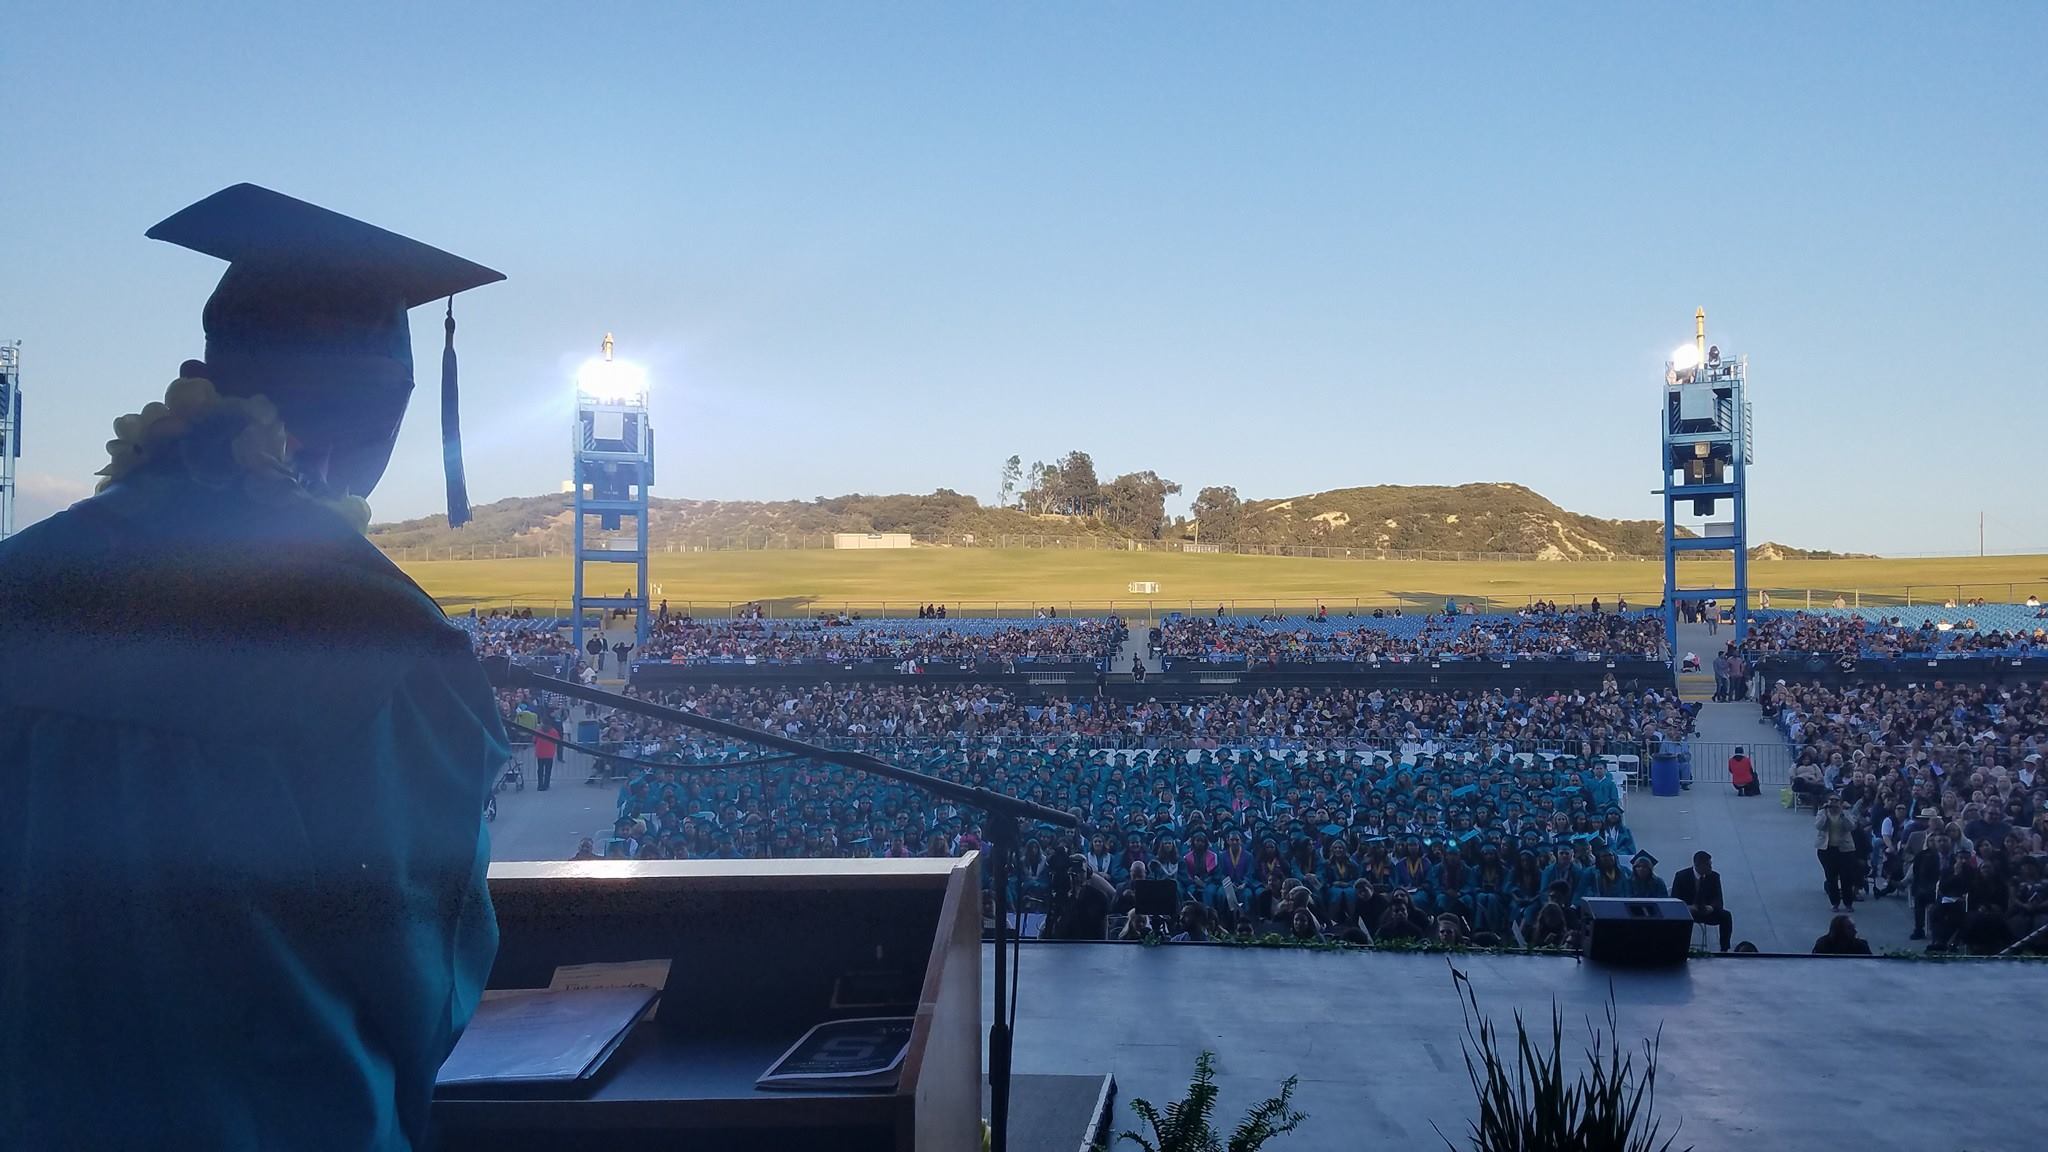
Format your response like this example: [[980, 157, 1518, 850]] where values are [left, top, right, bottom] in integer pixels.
[[97, 375, 373, 534]]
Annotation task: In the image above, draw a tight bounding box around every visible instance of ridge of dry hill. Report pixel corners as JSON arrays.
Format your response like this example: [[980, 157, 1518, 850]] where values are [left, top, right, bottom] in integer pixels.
[[1226, 483, 1670, 558], [367, 490, 1122, 554], [368, 482, 1831, 559]]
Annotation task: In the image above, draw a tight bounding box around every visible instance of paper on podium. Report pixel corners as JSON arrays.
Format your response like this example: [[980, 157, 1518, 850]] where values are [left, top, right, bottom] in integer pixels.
[[437, 986, 659, 1088], [548, 957, 671, 1019]]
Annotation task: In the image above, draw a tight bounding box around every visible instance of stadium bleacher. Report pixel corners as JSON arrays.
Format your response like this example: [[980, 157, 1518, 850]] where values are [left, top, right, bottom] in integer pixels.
[[1745, 607, 2048, 660], [1162, 608, 1667, 663], [641, 614, 1124, 666]]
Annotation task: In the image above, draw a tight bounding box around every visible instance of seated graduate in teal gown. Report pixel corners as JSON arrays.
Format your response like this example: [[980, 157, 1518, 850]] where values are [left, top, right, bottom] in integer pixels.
[[0, 185, 508, 1150]]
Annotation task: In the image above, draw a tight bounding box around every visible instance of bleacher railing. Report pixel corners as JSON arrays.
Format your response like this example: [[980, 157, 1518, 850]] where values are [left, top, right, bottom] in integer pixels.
[[432, 590, 2046, 621]]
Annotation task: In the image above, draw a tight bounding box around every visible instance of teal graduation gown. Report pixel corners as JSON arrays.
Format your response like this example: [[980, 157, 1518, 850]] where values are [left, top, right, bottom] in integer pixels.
[[0, 472, 504, 1150]]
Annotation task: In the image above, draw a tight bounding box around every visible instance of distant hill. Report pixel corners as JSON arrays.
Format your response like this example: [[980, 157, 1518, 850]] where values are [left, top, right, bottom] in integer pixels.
[[1210, 483, 1671, 559], [1748, 541, 1878, 561], [368, 490, 1127, 554], [366, 480, 1795, 560]]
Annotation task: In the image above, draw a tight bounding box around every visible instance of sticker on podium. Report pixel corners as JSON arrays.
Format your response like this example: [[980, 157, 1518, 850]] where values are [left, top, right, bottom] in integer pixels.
[[756, 1016, 915, 1091]]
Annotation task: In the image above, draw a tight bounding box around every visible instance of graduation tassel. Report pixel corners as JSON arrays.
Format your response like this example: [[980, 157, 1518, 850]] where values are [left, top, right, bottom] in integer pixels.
[[441, 297, 472, 527]]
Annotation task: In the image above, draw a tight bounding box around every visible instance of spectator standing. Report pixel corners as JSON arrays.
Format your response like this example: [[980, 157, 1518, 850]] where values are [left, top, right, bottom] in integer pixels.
[[1932, 849, 1977, 950], [535, 717, 561, 792], [1909, 828, 1949, 941], [1815, 795, 1861, 911], [611, 638, 633, 674], [587, 633, 606, 672], [1671, 850, 1734, 952]]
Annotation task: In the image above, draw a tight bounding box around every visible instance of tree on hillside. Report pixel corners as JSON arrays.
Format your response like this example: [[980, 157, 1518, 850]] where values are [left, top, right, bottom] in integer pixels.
[[1025, 460, 1057, 515], [1051, 450, 1101, 516], [1100, 471, 1182, 538], [999, 455, 1022, 509], [1190, 485, 1242, 542]]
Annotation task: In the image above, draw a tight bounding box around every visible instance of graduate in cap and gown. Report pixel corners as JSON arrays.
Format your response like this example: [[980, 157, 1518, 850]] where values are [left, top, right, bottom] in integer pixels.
[[0, 185, 506, 1150]]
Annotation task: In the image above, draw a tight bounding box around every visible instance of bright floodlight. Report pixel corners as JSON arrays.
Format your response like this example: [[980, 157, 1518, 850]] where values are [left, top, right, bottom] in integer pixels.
[[576, 356, 648, 400], [1669, 343, 1702, 371]]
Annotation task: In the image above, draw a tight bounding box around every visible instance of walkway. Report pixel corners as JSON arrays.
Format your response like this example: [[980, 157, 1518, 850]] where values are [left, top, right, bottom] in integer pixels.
[[489, 739, 628, 861], [1623, 622, 1918, 954], [1113, 626, 1160, 679]]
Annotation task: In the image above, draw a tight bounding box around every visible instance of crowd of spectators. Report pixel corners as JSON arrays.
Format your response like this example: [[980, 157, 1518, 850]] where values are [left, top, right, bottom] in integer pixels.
[[522, 679, 1696, 947], [638, 614, 1123, 666], [1161, 606, 1666, 665], [1765, 678, 2048, 953], [1741, 611, 2047, 660], [451, 611, 578, 667]]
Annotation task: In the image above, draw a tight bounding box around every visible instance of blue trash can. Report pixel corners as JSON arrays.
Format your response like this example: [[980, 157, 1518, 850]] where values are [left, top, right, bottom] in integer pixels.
[[1650, 753, 1684, 797]]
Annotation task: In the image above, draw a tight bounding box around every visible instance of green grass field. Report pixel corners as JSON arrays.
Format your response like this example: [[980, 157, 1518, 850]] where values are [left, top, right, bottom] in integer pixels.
[[398, 547, 2048, 619]]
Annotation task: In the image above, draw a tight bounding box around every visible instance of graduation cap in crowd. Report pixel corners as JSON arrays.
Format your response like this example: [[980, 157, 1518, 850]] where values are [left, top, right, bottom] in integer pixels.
[[1320, 823, 1344, 837], [148, 183, 504, 524], [1630, 850, 1659, 868]]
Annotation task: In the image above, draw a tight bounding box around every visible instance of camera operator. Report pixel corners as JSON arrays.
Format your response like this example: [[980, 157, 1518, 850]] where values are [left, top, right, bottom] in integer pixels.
[[1043, 852, 1115, 940], [1528, 881, 1581, 950], [1168, 902, 1214, 943], [1248, 872, 1291, 933], [1374, 888, 1430, 941]]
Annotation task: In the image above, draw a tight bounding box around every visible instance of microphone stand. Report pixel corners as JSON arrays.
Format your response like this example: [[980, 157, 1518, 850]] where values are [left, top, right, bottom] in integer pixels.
[[483, 659, 1076, 1152]]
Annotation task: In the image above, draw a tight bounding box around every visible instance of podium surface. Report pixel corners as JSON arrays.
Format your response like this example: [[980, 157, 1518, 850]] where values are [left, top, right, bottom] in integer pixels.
[[433, 855, 983, 1152]]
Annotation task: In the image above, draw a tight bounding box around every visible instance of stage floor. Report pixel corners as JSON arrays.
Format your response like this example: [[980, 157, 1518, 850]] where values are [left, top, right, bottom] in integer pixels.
[[985, 943, 2045, 1152]]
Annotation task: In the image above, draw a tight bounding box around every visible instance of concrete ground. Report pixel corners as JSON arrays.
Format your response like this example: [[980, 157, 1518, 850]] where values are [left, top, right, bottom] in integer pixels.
[[1622, 621, 1917, 955], [984, 943, 2044, 1152], [488, 743, 629, 861], [1623, 750, 1917, 954]]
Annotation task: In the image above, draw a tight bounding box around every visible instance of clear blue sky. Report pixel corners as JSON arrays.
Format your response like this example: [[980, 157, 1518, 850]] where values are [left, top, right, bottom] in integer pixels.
[[4, 2, 2043, 554]]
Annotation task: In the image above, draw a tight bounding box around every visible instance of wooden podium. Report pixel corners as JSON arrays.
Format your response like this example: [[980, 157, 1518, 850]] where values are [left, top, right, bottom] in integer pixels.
[[432, 854, 983, 1152]]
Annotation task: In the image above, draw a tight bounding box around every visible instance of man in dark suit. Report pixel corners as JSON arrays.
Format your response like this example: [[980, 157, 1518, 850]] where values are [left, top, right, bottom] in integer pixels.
[[1671, 849, 1734, 952], [1908, 826, 1949, 941]]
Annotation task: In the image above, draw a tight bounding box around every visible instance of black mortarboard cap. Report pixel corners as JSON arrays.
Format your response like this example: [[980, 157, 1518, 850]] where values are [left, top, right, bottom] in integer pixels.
[[147, 183, 503, 524]]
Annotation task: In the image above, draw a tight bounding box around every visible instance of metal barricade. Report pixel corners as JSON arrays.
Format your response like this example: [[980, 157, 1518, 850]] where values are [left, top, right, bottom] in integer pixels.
[[1684, 740, 1795, 786]]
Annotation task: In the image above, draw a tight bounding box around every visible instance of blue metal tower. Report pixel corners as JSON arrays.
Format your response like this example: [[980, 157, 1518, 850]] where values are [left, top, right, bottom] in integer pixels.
[[0, 342, 20, 542], [1660, 309, 1753, 657], [571, 333, 655, 660]]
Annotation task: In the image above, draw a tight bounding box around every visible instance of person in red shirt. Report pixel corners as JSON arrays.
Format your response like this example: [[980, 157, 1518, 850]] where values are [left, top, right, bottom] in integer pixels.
[[1729, 747, 1759, 796], [536, 718, 561, 791]]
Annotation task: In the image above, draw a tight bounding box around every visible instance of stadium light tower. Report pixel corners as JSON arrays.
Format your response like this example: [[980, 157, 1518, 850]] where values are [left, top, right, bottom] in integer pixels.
[[0, 341, 20, 541], [571, 333, 655, 661], [1658, 308, 1754, 656]]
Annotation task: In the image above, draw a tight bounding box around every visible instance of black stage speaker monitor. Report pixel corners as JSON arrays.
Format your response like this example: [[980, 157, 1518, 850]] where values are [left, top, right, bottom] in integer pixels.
[[1582, 897, 1693, 966]]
